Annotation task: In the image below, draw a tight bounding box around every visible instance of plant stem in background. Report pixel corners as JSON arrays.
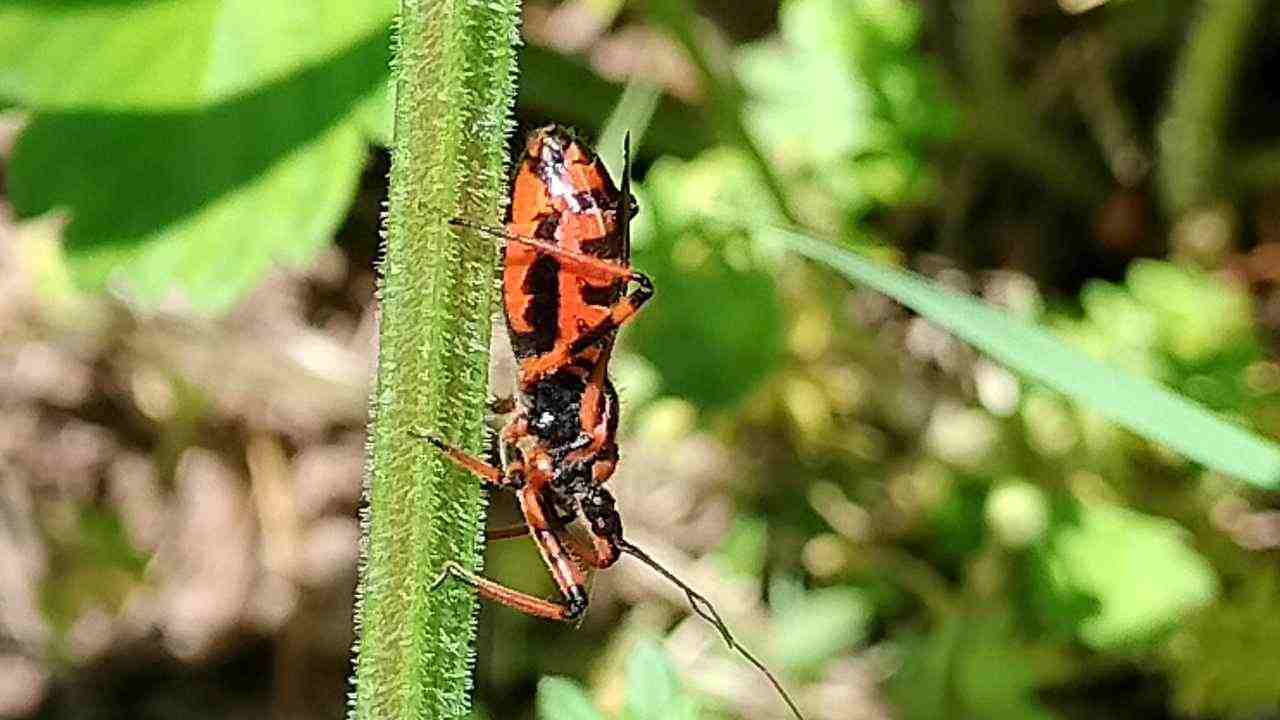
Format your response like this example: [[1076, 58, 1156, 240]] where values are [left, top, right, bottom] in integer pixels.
[[645, 0, 800, 225], [1158, 0, 1262, 215], [350, 1, 520, 718], [959, 0, 1110, 208]]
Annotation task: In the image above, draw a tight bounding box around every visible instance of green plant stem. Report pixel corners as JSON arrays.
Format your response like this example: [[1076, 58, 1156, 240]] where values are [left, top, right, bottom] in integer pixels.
[[350, 1, 520, 718], [1158, 0, 1263, 214]]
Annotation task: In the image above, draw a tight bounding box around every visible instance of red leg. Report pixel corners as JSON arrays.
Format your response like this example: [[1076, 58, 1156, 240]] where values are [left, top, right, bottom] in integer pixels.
[[556, 527, 619, 570], [486, 524, 530, 541], [416, 430, 519, 488], [568, 272, 653, 354], [517, 273, 654, 385], [434, 487, 590, 622], [432, 561, 584, 621]]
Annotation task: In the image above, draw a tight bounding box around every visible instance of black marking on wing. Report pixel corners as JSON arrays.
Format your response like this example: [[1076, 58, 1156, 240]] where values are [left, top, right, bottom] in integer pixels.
[[579, 279, 622, 307], [513, 254, 560, 357]]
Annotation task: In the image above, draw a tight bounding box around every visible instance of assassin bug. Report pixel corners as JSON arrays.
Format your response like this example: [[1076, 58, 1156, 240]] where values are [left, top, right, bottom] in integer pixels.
[[421, 125, 804, 720]]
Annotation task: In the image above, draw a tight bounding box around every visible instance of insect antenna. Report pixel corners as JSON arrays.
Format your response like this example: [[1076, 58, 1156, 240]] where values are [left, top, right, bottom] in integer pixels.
[[621, 130, 632, 258], [615, 538, 806, 720]]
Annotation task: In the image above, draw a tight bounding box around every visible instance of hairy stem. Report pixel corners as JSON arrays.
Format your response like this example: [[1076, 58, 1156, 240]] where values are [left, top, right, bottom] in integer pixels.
[[350, 1, 520, 718]]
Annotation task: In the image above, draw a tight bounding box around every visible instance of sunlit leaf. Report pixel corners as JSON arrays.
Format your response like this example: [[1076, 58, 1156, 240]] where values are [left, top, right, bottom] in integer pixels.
[[0, 0, 396, 110], [1046, 502, 1218, 649], [630, 150, 785, 410], [7, 27, 388, 312], [735, 0, 951, 212]]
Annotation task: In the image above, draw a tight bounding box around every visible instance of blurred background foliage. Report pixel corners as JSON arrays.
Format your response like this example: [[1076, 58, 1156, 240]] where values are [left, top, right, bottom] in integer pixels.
[[3, 0, 1280, 719]]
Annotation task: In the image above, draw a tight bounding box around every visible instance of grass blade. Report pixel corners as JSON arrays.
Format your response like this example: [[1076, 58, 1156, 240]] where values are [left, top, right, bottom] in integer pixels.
[[768, 227, 1280, 490]]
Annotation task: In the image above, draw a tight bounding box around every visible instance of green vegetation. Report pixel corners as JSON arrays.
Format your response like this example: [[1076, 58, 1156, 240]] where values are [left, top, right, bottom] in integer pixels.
[[3, 0, 1280, 719], [351, 1, 520, 719]]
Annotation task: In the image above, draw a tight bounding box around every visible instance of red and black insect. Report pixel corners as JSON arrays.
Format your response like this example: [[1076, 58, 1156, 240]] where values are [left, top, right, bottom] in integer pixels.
[[423, 125, 804, 720]]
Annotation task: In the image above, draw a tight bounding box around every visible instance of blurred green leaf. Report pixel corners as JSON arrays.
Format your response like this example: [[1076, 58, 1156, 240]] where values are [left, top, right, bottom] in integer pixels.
[[712, 517, 768, 579], [631, 150, 785, 410], [598, 80, 662, 177], [892, 613, 1056, 720], [7, 26, 388, 312], [1125, 261, 1254, 363], [1060, 259, 1261, 417], [625, 640, 699, 720], [40, 506, 148, 635], [736, 0, 951, 215], [1046, 502, 1218, 649], [1019, 514, 1101, 640], [772, 227, 1280, 489], [1167, 569, 1280, 719], [537, 677, 605, 720], [0, 0, 396, 110], [772, 587, 871, 671], [351, 78, 393, 146]]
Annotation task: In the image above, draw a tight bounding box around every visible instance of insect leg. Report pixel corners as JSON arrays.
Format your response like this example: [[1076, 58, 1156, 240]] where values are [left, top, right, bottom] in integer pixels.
[[431, 560, 585, 622], [415, 430, 517, 488], [434, 488, 590, 622], [516, 273, 654, 384], [486, 524, 531, 541], [488, 510, 573, 542], [566, 271, 654, 355], [518, 487, 591, 620], [488, 395, 517, 415]]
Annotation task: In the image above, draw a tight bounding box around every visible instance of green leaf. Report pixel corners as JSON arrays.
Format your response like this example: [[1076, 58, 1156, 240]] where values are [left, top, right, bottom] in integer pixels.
[[735, 0, 951, 213], [7, 26, 389, 312], [892, 613, 1056, 720], [598, 80, 663, 178], [712, 517, 769, 579], [537, 678, 606, 720], [770, 227, 1280, 489], [772, 587, 872, 671], [0, 0, 396, 110], [631, 150, 785, 410], [1046, 502, 1218, 649], [625, 640, 699, 720], [352, 77, 393, 147], [1125, 259, 1256, 364], [63, 122, 366, 311], [40, 506, 149, 635]]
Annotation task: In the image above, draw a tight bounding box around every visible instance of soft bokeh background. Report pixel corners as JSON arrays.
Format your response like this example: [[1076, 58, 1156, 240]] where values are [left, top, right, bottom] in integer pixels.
[[3, 1, 1280, 718]]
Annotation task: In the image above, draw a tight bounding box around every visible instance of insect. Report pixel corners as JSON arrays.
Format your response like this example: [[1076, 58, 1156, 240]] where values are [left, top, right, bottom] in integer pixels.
[[422, 125, 804, 720]]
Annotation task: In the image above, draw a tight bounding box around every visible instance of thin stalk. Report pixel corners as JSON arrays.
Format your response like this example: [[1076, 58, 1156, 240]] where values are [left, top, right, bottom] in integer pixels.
[[1157, 0, 1263, 214], [958, 0, 1109, 208], [350, 1, 520, 718], [645, 0, 800, 226]]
